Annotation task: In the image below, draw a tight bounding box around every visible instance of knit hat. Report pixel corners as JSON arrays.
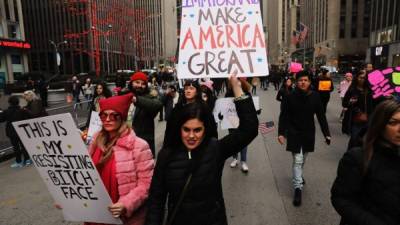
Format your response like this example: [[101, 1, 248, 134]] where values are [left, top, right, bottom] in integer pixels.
[[99, 93, 133, 120], [345, 72, 353, 77], [130, 71, 148, 83], [200, 80, 214, 91]]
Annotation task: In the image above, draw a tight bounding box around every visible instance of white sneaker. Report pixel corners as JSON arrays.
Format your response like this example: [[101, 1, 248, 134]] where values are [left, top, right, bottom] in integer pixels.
[[241, 162, 249, 173], [230, 159, 238, 168]]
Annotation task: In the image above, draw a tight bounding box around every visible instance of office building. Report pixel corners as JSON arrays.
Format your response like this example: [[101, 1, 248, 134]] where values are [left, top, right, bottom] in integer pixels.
[[0, 0, 29, 87]]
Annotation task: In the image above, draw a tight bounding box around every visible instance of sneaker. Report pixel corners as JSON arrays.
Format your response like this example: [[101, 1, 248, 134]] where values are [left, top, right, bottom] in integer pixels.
[[10, 162, 24, 168], [230, 159, 238, 168], [24, 159, 33, 166], [241, 162, 249, 173], [293, 188, 302, 207]]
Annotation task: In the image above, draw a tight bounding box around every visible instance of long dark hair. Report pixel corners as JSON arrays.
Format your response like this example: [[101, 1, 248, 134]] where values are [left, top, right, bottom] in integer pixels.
[[363, 100, 400, 173], [349, 70, 369, 92], [93, 82, 112, 99], [164, 102, 214, 149], [178, 80, 203, 105]]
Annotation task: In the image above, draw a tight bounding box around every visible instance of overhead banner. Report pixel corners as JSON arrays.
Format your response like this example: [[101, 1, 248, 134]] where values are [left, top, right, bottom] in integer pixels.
[[213, 96, 260, 130], [177, 0, 269, 79], [12, 114, 122, 224]]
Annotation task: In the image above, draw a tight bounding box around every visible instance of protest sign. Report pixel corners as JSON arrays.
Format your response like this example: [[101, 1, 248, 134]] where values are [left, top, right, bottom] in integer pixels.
[[290, 62, 303, 73], [177, 0, 269, 79], [213, 96, 259, 130], [12, 114, 122, 224], [86, 111, 102, 145], [368, 67, 400, 99]]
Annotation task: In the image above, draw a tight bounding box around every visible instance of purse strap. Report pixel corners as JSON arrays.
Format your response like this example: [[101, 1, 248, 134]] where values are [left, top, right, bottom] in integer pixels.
[[166, 173, 193, 225]]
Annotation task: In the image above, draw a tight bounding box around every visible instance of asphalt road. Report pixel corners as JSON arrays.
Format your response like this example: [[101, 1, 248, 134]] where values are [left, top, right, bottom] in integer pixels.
[[0, 86, 346, 225]]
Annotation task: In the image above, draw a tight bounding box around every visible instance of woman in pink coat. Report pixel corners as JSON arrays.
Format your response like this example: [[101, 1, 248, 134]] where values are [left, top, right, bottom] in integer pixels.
[[86, 93, 154, 225]]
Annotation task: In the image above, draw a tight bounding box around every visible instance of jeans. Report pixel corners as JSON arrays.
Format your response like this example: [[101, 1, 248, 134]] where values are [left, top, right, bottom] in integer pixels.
[[233, 146, 247, 162], [292, 150, 308, 190]]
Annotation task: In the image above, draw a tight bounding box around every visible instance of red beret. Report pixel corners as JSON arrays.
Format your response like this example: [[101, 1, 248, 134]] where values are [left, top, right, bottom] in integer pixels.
[[130, 71, 148, 83], [99, 93, 133, 120]]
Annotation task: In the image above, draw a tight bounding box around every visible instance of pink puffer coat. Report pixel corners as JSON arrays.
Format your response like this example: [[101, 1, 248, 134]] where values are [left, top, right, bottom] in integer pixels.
[[89, 129, 154, 225]]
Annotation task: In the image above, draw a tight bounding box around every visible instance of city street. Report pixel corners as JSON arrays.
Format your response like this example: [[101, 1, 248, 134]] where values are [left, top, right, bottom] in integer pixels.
[[0, 86, 345, 225]]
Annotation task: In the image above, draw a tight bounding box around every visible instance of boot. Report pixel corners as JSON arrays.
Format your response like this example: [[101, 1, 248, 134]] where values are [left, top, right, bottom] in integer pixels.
[[293, 188, 302, 207]]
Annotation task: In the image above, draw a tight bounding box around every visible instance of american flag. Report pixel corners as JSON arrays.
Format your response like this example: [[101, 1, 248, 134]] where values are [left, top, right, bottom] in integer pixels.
[[298, 22, 309, 43], [291, 22, 309, 45], [259, 121, 275, 135]]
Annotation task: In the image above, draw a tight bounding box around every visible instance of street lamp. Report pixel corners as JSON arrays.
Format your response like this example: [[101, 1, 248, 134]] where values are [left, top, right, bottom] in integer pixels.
[[92, 24, 112, 75], [49, 40, 68, 75]]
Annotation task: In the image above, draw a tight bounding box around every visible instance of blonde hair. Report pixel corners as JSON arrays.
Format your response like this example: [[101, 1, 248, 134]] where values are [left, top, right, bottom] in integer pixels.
[[94, 122, 130, 167], [23, 90, 39, 102]]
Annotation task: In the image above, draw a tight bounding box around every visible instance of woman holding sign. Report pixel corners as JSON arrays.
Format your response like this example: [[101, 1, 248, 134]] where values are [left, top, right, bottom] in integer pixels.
[[145, 74, 258, 225], [86, 93, 154, 225]]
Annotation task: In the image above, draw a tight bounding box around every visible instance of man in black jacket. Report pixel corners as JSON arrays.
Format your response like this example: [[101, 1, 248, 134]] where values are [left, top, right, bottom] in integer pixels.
[[278, 71, 331, 207], [129, 71, 163, 157]]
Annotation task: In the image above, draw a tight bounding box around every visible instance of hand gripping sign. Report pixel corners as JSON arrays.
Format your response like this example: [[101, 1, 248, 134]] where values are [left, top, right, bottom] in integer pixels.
[[177, 0, 269, 79], [368, 67, 400, 99], [12, 113, 122, 224]]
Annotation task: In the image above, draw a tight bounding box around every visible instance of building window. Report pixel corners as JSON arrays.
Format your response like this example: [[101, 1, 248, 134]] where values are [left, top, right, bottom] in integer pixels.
[[363, 0, 371, 37], [339, 0, 346, 38], [351, 0, 358, 38], [13, 0, 19, 22], [7, 24, 20, 39], [4, 0, 11, 20], [11, 55, 21, 64]]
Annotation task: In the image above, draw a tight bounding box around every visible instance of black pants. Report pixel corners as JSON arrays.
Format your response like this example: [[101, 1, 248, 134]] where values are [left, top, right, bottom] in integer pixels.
[[40, 91, 48, 107], [10, 136, 30, 163]]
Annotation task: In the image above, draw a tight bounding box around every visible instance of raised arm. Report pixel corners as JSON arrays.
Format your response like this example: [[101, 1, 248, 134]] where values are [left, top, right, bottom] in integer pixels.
[[135, 95, 163, 118]]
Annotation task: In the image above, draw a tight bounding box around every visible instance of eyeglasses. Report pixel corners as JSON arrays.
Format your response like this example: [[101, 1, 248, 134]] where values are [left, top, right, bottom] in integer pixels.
[[99, 112, 121, 122]]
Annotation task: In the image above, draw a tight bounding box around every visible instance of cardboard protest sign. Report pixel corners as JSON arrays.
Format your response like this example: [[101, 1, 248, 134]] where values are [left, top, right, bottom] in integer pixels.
[[177, 0, 269, 79], [213, 96, 259, 130], [86, 111, 102, 145], [12, 114, 122, 224], [290, 62, 303, 73], [368, 67, 400, 99]]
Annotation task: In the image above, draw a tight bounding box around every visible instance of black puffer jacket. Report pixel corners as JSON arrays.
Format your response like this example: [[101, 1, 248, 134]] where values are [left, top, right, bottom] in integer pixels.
[[145, 97, 258, 225], [331, 142, 400, 225]]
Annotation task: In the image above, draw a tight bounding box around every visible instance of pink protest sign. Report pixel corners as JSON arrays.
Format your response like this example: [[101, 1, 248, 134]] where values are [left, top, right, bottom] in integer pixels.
[[290, 62, 303, 73], [368, 67, 400, 99]]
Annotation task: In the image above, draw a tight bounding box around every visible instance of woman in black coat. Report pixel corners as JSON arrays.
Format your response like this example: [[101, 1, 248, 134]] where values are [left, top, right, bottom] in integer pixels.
[[331, 100, 400, 225], [341, 70, 373, 137], [276, 77, 293, 103], [145, 75, 258, 225], [0, 96, 30, 167]]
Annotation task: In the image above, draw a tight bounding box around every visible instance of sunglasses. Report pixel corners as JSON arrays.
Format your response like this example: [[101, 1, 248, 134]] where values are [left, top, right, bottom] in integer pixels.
[[99, 112, 121, 122]]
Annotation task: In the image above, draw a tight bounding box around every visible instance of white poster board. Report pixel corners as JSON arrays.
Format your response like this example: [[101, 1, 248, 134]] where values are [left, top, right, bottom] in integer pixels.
[[213, 97, 260, 130], [87, 111, 102, 145], [12, 113, 122, 224], [177, 0, 269, 79]]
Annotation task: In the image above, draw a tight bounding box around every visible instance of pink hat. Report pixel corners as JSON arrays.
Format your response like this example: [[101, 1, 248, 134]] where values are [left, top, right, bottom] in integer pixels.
[[200, 80, 214, 91]]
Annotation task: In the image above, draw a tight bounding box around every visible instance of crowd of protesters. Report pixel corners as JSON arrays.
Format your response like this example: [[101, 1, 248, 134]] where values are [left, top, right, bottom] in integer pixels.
[[1, 61, 399, 225]]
